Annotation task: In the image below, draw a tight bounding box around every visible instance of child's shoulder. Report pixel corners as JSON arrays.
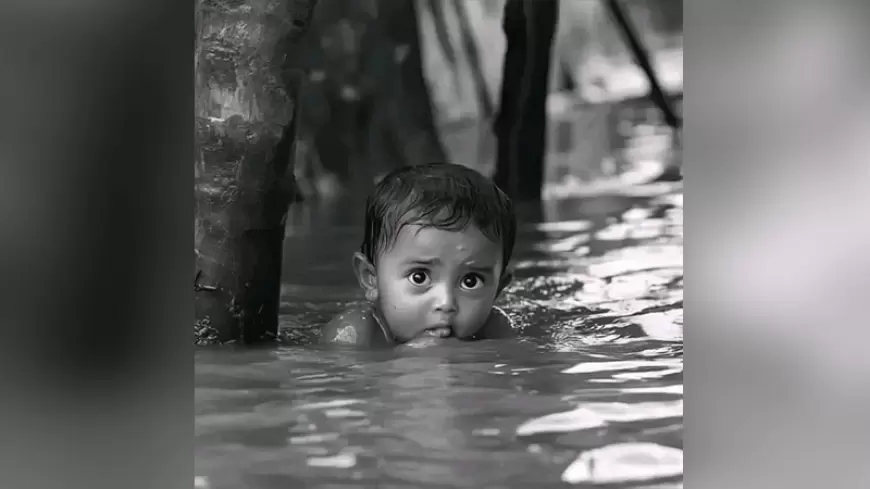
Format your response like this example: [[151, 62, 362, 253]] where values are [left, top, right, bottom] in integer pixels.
[[319, 305, 389, 347]]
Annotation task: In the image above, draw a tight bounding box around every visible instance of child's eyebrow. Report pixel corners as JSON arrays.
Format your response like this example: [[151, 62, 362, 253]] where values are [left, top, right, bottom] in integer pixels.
[[406, 258, 440, 266]]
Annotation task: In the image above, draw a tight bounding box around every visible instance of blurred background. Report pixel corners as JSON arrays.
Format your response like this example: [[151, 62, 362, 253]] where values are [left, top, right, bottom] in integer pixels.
[[203, 0, 683, 201]]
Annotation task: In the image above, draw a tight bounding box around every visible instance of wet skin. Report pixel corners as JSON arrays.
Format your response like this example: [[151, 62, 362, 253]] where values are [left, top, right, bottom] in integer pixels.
[[320, 224, 514, 347]]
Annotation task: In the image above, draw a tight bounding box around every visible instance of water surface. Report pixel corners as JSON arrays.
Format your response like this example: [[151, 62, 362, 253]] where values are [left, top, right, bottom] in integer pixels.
[[196, 187, 683, 488]]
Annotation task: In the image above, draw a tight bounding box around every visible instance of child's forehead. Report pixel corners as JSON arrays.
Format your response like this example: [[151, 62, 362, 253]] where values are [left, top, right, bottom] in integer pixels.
[[389, 223, 499, 257]]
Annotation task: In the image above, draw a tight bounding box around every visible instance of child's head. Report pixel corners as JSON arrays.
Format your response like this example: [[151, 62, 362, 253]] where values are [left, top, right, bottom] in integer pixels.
[[353, 163, 516, 342]]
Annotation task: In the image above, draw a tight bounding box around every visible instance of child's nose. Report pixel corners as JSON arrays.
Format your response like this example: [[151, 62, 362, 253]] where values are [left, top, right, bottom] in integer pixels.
[[432, 284, 457, 313]]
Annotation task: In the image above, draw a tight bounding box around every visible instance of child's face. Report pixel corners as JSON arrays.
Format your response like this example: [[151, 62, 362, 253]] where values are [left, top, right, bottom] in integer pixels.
[[372, 224, 507, 342]]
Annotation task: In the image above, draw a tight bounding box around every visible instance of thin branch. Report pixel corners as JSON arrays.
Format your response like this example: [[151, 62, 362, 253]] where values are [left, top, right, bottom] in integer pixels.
[[604, 0, 680, 129]]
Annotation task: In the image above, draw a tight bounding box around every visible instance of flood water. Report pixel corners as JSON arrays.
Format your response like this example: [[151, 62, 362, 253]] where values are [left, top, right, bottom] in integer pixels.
[[195, 186, 683, 488]]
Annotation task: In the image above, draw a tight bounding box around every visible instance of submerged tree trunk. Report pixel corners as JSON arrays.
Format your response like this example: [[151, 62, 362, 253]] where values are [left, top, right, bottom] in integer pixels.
[[195, 0, 318, 344], [493, 0, 559, 202]]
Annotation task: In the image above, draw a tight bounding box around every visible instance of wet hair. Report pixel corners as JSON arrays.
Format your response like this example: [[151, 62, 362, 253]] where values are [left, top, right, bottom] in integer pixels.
[[361, 163, 516, 271]]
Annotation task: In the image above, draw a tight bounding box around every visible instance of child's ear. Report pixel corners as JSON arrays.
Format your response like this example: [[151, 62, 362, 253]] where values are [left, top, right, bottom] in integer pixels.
[[496, 271, 513, 297], [352, 252, 379, 302]]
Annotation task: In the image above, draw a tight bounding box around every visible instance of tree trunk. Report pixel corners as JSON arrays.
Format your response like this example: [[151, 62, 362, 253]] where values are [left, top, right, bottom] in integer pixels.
[[493, 0, 559, 202], [297, 0, 374, 185], [195, 0, 318, 344], [376, 0, 448, 169], [452, 0, 494, 119], [304, 0, 447, 192]]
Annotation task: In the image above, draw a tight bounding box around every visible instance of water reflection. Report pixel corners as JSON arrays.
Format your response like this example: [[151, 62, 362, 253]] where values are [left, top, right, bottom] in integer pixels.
[[196, 185, 683, 488]]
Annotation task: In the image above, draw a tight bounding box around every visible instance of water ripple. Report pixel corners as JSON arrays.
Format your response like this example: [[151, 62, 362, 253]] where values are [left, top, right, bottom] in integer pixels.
[[196, 188, 683, 488], [561, 443, 683, 484]]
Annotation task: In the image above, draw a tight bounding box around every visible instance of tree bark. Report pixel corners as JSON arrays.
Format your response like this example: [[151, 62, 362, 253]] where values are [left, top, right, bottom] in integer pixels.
[[493, 0, 559, 202], [195, 0, 318, 344]]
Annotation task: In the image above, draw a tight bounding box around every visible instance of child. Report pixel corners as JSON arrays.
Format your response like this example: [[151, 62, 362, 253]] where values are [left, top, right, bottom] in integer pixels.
[[320, 162, 517, 347]]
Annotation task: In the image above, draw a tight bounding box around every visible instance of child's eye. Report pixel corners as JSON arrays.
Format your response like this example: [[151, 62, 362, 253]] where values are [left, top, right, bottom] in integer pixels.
[[407, 270, 430, 286], [460, 274, 484, 290]]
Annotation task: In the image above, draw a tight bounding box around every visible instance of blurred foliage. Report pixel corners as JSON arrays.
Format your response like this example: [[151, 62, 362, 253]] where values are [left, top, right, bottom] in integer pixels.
[[288, 0, 450, 186], [290, 0, 399, 126], [648, 0, 681, 34], [195, 0, 683, 195]]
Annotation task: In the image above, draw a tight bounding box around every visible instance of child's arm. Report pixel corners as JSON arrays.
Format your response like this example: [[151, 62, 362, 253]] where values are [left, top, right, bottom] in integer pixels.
[[319, 306, 379, 347], [476, 306, 515, 339]]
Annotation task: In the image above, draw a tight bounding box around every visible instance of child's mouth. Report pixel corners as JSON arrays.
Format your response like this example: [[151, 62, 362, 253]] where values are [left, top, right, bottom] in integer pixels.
[[421, 326, 452, 338]]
